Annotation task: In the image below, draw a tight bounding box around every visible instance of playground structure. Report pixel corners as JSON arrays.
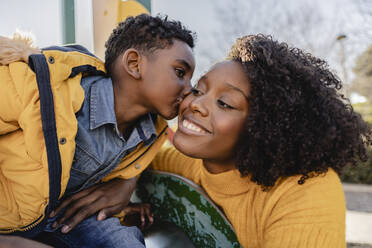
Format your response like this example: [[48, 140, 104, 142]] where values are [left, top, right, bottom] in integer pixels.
[[62, 0, 151, 59], [134, 170, 242, 248]]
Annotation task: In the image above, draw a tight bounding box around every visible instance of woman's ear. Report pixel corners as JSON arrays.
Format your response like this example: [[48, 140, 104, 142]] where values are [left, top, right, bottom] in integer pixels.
[[121, 48, 141, 80]]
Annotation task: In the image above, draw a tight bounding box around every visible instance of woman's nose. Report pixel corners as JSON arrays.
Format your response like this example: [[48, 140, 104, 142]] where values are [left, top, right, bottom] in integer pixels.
[[190, 96, 208, 117]]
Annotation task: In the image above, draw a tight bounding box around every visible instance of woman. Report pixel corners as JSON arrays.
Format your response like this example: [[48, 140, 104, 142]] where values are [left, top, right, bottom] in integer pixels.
[[152, 34, 372, 247]]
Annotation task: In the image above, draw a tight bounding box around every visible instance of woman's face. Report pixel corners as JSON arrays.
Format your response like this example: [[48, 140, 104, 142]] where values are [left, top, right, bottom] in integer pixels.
[[173, 60, 250, 163]]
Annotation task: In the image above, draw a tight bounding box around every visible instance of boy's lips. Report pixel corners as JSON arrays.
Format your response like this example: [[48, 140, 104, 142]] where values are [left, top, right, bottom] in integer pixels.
[[178, 116, 211, 135], [173, 97, 183, 111], [170, 101, 180, 116]]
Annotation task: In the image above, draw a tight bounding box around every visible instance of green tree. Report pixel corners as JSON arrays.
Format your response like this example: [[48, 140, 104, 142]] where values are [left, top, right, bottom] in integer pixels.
[[351, 44, 372, 103], [340, 149, 372, 184], [353, 101, 372, 125]]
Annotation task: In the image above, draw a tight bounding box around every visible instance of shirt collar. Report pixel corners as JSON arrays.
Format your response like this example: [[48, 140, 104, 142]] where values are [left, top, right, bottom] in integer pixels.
[[125, 114, 157, 148], [89, 77, 157, 144], [89, 77, 117, 130], [136, 113, 157, 144]]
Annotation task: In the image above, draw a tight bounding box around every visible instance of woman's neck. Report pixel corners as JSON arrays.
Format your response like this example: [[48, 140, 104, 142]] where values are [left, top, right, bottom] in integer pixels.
[[202, 158, 236, 174]]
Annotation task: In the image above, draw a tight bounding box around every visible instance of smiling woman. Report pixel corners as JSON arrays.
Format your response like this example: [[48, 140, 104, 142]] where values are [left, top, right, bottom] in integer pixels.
[[151, 34, 372, 248], [175, 60, 250, 173]]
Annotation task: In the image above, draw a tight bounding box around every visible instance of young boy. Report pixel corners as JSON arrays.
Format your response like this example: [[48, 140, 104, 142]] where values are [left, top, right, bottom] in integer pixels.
[[0, 14, 195, 247]]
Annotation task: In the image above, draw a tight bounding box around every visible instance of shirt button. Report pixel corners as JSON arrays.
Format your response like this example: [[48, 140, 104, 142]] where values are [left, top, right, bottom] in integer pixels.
[[59, 137, 67, 145], [48, 56, 55, 64], [135, 164, 141, 169]]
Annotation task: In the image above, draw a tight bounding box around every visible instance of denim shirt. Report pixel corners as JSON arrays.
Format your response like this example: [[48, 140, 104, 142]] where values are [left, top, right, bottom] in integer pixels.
[[66, 76, 157, 194]]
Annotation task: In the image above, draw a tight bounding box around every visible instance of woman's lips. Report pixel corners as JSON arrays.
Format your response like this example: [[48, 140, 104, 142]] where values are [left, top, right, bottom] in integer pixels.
[[178, 117, 211, 135]]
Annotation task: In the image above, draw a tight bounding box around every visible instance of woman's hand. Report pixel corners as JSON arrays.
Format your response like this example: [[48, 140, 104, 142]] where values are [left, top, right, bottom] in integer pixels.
[[0, 34, 41, 65], [123, 203, 154, 230], [50, 177, 136, 233]]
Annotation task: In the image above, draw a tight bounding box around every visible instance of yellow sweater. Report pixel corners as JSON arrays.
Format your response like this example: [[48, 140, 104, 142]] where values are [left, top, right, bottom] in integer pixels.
[[152, 146, 346, 248]]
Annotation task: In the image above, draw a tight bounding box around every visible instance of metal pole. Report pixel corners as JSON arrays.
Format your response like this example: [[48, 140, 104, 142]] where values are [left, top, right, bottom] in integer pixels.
[[136, 0, 151, 13], [62, 0, 76, 44]]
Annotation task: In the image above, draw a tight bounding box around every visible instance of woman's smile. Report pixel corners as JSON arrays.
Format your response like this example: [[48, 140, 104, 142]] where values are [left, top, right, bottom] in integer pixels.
[[178, 117, 211, 135]]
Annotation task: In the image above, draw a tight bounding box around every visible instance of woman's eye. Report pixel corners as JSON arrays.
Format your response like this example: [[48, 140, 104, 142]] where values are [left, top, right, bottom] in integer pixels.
[[191, 87, 202, 96], [175, 68, 185, 78], [217, 99, 234, 109]]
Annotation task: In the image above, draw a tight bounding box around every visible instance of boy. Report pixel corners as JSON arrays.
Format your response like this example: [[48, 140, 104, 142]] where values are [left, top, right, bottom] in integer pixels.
[[0, 14, 195, 247]]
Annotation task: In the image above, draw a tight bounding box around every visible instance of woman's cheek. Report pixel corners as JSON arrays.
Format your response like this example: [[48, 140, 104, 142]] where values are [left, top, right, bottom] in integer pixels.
[[179, 95, 194, 114], [217, 114, 246, 139]]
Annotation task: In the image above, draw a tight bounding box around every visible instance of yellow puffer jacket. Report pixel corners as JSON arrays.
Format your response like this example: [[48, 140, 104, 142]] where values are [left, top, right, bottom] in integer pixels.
[[0, 39, 168, 236]]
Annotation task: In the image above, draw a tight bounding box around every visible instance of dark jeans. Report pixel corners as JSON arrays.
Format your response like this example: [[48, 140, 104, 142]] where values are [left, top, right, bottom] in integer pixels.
[[34, 213, 145, 248]]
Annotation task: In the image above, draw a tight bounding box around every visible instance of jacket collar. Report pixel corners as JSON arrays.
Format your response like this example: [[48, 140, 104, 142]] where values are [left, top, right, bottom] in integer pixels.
[[89, 77, 117, 130]]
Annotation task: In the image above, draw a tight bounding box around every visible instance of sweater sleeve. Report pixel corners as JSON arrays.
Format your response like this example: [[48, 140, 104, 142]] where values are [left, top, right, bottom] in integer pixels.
[[151, 145, 202, 185], [262, 169, 346, 248]]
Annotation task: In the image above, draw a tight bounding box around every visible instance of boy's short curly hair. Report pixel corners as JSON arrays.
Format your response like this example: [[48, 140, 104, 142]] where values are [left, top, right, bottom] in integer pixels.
[[229, 34, 372, 188], [104, 14, 196, 76]]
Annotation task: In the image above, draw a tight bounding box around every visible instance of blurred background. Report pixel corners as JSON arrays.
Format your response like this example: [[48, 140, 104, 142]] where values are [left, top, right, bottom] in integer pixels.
[[1, 0, 371, 247], [1, 0, 372, 105]]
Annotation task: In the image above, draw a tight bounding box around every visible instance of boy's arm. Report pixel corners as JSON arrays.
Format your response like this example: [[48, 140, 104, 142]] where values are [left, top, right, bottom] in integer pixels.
[[50, 177, 136, 233]]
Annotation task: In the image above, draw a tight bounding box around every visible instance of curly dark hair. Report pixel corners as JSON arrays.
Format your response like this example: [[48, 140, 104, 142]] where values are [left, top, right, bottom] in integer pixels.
[[228, 34, 372, 188], [105, 14, 196, 76]]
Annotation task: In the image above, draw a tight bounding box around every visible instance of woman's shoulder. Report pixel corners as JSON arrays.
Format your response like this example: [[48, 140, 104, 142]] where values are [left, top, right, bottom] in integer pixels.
[[276, 168, 342, 191], [262, 169, 346, 246], [155, 145, 202, 165], [151, 144, 203, 182], [270, 168, 345, 210]]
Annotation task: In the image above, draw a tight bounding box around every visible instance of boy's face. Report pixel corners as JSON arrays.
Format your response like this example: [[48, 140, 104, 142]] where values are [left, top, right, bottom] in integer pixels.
[[140, 39, 195, 120]]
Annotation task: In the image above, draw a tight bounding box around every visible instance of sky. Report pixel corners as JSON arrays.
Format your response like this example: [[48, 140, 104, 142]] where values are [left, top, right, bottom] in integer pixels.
[[0, 0, 63, 47], [153, 0, 220, 79], [153, 0, 371, 77], [0, 0, 370, 102], [152, 0, 371, 102]]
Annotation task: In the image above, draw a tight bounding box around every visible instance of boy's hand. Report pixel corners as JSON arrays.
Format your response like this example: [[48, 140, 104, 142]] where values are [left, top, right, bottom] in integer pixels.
[[49, 177, 136, 234], [123, 203, 154, 230]]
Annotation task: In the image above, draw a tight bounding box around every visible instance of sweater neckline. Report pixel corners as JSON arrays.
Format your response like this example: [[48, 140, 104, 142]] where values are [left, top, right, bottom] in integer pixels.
[[200, 163, 254, 195]]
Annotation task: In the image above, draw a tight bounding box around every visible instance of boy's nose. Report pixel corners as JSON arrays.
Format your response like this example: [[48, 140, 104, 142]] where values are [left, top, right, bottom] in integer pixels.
[[181, 82, 192, 99]]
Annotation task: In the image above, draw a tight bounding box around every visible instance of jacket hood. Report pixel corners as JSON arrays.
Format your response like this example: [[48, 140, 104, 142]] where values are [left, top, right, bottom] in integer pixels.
[[0, 33, 40, 65]]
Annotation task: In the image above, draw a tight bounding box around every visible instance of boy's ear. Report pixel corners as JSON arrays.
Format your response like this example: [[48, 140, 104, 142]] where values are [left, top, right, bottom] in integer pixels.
[[121, 48, 141, 80]]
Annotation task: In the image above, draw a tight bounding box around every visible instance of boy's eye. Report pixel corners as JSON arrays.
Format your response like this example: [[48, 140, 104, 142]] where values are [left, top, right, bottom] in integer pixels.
[[175, 68, 186, 78], [217, 99, 234, 109]]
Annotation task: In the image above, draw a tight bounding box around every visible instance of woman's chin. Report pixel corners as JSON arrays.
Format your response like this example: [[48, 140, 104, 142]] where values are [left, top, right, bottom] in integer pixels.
[[172, 133, 188, 152], [173, 133, 200, 158]]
